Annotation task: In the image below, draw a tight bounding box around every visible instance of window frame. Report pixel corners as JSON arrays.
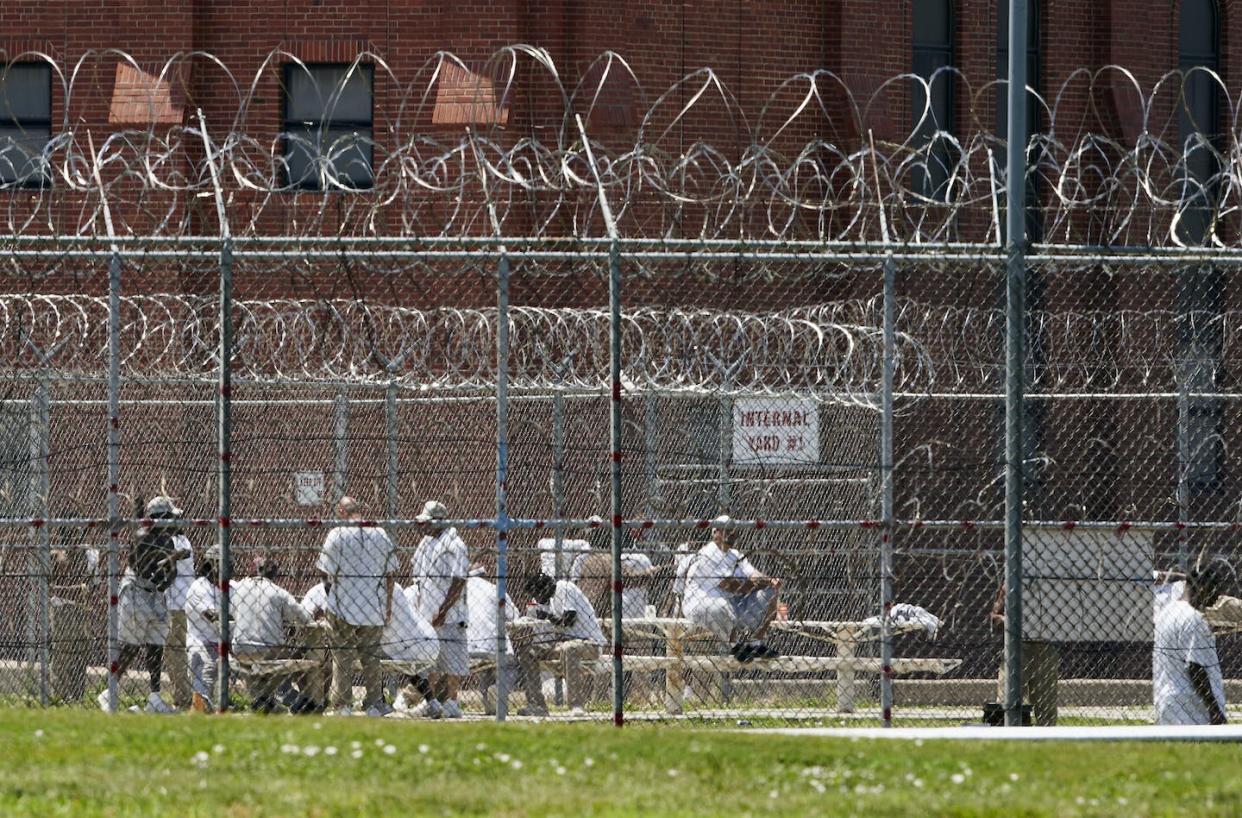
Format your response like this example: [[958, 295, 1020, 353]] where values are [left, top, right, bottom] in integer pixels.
[[280, 62, 376, 192], [996, 0, 1043, 241], [0, 61, 53, 190], [1176, 0, 1224, 495], [911, 0, 956, 202]]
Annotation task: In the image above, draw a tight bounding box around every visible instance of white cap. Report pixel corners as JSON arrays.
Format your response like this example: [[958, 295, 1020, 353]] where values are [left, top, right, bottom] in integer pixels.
[[711, 514, 731, 528], [145, 496, 183, 518], [416, 500, 448, 523]]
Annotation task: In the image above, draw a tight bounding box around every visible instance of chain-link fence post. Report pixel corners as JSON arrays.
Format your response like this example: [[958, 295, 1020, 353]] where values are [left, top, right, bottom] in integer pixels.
[[608, 239, 624, 728], [494, 250, 512, 723], [29, 379, 50, 706], [879, 255, 896, 727], [553, 378, 566, 580], [1003, 0, 1029, 728], [333, 389, 349, 504], [1175, 363, 1191, 570], [552, 376, 566, 708], [386, 381, 398, 518], [216, 237, 234, 712], [198, 108, 234, 713]]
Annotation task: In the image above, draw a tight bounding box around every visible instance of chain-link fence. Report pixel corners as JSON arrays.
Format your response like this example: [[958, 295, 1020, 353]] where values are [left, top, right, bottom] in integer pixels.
[[0, 45, 1240, 727]]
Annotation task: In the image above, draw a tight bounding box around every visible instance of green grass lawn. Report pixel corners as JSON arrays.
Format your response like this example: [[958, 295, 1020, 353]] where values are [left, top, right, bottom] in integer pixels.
[[1, 710, 1239, 817]]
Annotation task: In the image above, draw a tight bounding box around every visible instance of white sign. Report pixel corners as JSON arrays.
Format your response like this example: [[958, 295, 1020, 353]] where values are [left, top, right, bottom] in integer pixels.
[[1022, 528, 1153, 642], [294, 471, 326, 506], [732, 397, 819, 465]]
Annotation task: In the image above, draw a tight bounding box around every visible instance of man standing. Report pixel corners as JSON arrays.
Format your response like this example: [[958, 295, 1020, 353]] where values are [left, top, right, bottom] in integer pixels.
[[316, 496, 398, 717], [163, 525, 195, 711], [1154, 561, 1229, 725], [49, 530, 99, 703], [98, 495, 189, 713], [232, 555, 315, 713], [989, 582, 1059, 726], [513, 573, 606, 716], [184, 545, 221, 712], [409, 500, 470, 719], [682, 516, 782, 661]]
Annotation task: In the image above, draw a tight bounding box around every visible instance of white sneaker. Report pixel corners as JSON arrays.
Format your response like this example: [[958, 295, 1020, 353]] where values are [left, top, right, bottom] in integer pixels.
[[96, 688, 115, 713], [393, 693, 410, 712], [365, 702, 395, 718], [325, 706, 353, 718], [441, 700, 463, 719], [145, 692, 176, 714], [410, 699, 442, 719], [568, 706, 587, 717]]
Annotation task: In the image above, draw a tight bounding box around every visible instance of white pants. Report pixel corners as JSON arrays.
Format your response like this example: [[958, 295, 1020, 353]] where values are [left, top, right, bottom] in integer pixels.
[[118, 580, 169, 646], [188, 644, 218, 702]]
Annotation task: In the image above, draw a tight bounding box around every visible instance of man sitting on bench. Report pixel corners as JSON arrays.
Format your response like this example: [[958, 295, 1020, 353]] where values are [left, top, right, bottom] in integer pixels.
[[683, 516, 782, 662], [232, 555, 317, 713], [512, 573, 606, 717]]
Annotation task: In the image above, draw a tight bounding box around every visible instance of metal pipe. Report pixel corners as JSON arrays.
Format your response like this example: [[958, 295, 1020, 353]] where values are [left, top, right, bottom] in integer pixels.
[[1003, 0, 1029, 729], [1176, 362, 1191, 571], [31, 380, 50, 706], [106, 252, 121, 713], [217, 239, 234, 712], [552, 379, 566, 709], [879, 255, 896, 728], [494, 251, 512, 723], [643, 393, 658, 530], [553, 385, 566, 579], [386, 382, 399, 518], [0, 514, 1237, 533], [333, 389, 349, 504], [18, 232, 1242, 260], [608, 240, 625, 728]]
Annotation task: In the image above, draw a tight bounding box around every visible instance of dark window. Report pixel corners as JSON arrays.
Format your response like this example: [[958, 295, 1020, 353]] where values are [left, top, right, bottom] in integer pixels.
[[1177, 0, 1223, 494], [912, 0, 955, 200], [281, 64, 374, 191], [0, 63, 52, 188], [996, 0, 1042, 240], [1177, 0, 1220, 244]]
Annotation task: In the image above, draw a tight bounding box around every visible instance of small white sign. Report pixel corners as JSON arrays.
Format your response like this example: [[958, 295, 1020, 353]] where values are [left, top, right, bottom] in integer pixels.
[[732, 397, 819, 465], [294, 471, 325, 506]]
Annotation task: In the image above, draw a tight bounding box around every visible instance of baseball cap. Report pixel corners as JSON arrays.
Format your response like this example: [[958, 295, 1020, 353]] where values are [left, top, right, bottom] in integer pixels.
[[416, 500, 449, 523], [145, 495, 184, 518], [711, 514, 732, 528]]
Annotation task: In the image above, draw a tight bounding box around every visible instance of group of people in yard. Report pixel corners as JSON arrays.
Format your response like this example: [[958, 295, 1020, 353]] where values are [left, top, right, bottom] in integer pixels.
[[49, 492, 1235, 726], [85, 497, 785, 719]]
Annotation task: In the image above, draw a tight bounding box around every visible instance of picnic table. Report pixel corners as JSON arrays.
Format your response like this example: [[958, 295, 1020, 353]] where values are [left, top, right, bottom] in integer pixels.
[[604, 616, 959, 714]]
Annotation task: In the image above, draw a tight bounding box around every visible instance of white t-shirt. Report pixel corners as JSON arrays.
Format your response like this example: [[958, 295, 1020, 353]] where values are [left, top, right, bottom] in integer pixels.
[[672, 544, 696, 598], [1153, 578, 1186, 615], [183, 575, 220, 649], [301, 582, 328, 619], [316, 524, 399, 627], [549, 580, 606, 646], [232, 577, 310, 650], [164, 534, 195, 611], [683, 541, 760, 614], [410, 528, 469, 626], [1153, 599, 1225, 725], [539, 538, 590, 578], [620, 552, 653, 618], [465, 576, 515, 654], [380, 582, 438, 664]]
